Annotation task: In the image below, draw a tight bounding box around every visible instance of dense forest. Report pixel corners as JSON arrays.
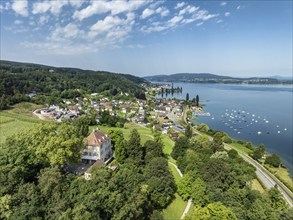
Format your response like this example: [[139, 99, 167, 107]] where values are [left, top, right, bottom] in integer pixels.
[[0, 60, 147, 110], [0, 123, 174, 219]]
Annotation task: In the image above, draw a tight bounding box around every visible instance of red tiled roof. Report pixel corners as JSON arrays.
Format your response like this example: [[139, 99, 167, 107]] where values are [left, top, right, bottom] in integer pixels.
[[87, 130, 110, 146]]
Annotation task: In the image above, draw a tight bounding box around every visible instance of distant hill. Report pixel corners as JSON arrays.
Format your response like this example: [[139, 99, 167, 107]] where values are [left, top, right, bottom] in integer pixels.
[[270, 75, 293, 81], [144, 73, 292, 84], [0, 60, 148, 109]]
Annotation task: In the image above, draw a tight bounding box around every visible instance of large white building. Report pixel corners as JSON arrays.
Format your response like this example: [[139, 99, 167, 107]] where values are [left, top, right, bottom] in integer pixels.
[[81, 128, 112, 164]]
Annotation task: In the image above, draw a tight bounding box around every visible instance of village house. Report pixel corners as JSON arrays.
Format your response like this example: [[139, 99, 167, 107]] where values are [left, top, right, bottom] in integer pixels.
[[81, 128, 113, 164]]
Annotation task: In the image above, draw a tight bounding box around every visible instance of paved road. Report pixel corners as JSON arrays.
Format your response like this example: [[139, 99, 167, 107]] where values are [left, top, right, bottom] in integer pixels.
[[224, 144, 293, 207], [193, 130, 293, 207], [168, 162, 193, 219]]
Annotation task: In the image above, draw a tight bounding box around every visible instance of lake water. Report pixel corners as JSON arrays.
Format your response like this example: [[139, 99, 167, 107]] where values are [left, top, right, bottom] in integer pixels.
[[158, 83, 293, 175]]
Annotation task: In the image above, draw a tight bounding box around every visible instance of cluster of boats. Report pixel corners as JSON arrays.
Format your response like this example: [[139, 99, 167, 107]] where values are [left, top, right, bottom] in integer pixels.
[[210, 109, 288, 135]]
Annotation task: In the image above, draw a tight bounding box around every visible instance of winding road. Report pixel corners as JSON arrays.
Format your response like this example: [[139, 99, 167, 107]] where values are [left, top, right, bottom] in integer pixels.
[[224, 144, 293, 207]]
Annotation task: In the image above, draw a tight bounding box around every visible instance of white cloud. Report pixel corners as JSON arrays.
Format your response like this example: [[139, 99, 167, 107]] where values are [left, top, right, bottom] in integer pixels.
[[68, 0, 85, 8], [179, 5, 199, 16], [168, 15, 183, 27], [192, 10, 219, 21], [88, 12, 135, 47], [225, 12, 230, 16], [91, 16, 124, 33], [14, 19, 22, 25], [175, 2, 185, 9], [73, 0, 147, 21], [141, 8, 154, 19], [141, 6, 169, 19], [220, 2, 227, 7], [237, 5, 242, 10], [0, 2, 10, 12], [196, 22, 204, 26], [39, 15, 50, 25], [155, 7, 169, 17], [32, 1, 68, 16], [12, 0, 28, 17], [181, 18, 196, 24], [216, 19, 223, 23], [141, 4, 218, 34], [51, 23, 84, 41]]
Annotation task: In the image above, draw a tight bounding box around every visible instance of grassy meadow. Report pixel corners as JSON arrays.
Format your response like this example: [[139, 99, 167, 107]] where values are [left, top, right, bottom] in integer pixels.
[[0, 102, 44, 144]]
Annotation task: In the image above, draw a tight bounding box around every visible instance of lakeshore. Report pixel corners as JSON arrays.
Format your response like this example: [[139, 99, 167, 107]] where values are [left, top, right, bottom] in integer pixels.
[[156, 82, 293, 175]]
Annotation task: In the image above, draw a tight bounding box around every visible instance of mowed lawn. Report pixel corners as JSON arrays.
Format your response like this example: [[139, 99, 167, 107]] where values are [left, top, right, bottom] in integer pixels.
[[89, 123, 154, 144], [162, 163, 186, 220], [0, 103, 44, 144]]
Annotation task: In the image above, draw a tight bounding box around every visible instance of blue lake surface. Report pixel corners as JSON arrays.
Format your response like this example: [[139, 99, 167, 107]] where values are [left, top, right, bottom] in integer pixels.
[[158, 83, 293, 175]]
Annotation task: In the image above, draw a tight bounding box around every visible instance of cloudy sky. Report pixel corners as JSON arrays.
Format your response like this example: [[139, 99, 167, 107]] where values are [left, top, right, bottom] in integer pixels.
[[0, 0, 292, 77]]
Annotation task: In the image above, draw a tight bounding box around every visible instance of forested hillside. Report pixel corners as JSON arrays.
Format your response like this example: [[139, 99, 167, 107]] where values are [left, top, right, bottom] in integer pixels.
[[0, 60, 147, 110]]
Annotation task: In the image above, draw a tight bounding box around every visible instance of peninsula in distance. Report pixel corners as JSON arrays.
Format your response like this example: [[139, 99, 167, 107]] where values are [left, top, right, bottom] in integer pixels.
[[144, 73, 293, 84]]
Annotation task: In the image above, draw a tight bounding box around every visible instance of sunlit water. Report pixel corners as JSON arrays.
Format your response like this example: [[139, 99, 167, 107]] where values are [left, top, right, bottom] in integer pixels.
[[156, 83, 293, 175]]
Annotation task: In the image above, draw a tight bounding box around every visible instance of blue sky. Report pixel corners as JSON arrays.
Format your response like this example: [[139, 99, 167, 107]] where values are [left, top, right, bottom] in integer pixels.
[[0, 0, 292, 77]]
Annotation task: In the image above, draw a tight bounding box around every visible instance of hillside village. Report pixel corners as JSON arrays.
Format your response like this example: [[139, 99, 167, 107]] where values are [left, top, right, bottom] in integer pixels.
[[34, 85, 203, 138]]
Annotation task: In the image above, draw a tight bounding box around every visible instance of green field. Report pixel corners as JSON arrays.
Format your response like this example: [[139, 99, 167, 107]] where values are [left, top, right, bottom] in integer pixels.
[[251, 179, 266, 194], [229, 142, 253, 154], [0, 103, 44, 144], [162, 163, 186, 220], [90, 123, 154, 144], [162, 134, 176, 163], [162, 193, 186, 220]]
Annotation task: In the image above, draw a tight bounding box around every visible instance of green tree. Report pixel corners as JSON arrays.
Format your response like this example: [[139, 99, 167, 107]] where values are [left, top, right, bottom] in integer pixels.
[[185, 124, 193, 139], [211, 133, 224, 152], [184, 202, 237, 220], [265, 154, 281, 167], [196, 95, 199, 106], [38, 167, 62, 200], [251, 144, 265, 160], [144, 140, 163, 163], [223, 136, 232, 144], [127, 129, 144, 164], [228, 149, 238, 158], [186, 93, 189, 101], [171, 136, 189, 160], [0, 195, 12, 219], [72, 117, 89, 137], [268, 186, 287, 211], [246, 197, 278, 220], [190, 178, 209, 207], [144, 157, 176, 208], [153, 129, 163, 146], [108, 129, 124, 148], [177, 173, 194, 200], [202, 158, 230, 190]]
